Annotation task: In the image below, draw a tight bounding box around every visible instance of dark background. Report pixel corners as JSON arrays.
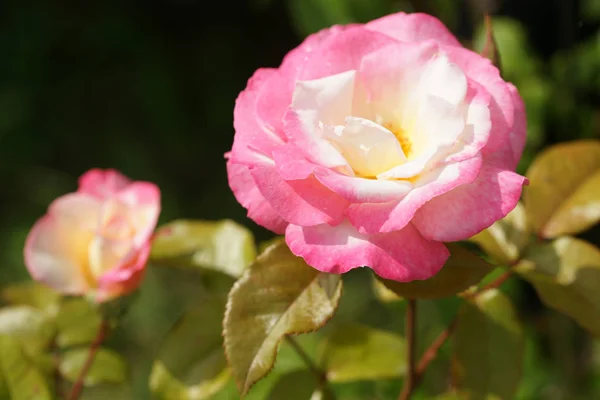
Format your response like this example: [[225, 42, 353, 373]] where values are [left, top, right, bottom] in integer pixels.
[[0, 0, 599, 398]]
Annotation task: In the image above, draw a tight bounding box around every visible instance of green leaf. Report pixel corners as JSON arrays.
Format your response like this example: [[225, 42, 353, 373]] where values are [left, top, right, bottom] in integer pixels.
[[150, 362, 230, 400], [515, 237, 600, 335], [55, 298, 102, 348], [0, 335, 52, 400], [524, 140, 600, 238], [267, 370, 335, 400], [453, 289, 525, 399], [470, 202, 530, 265], [151, 219, 256, 278], [223, 240, 342, 394], [60, 348, 127, 386], [319, 324, 406, 382], [150, 298, 230, 400], [1, 282, 60, 315], [0, 306, 54, 354], [372, 276, 402, 303], [378, 243, 494, 299]]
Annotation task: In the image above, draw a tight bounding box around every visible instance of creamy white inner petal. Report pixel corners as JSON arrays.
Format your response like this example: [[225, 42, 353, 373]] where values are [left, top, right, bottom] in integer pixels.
[[290, 54, 477, 180]]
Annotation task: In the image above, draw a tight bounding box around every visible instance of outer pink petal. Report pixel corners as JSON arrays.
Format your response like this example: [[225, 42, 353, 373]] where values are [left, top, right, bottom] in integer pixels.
[[285, 221, 449, 282], [227, 161, 288, 234], [412, 164, 527, 242], [366, 12, 461, 47], [250, 165, 349, 227], [230, 69, 287, 164], [78, 169, 131, 198], [347, 155, 483, 234], [444, 46, 518, 168], [95, 242, 151, 302], [273, 145, 411, 203], [24, 194, 102, 294], [507, 83, 527, 168], [298, 27, 399, 81], [24, 215, 91, 294]]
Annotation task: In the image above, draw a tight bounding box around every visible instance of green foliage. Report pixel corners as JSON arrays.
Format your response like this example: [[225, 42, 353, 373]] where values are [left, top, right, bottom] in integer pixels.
[[378, 243, 494, 299], [0, 306, 54, 355], [223, 240, 342, 394], [0, 335, 52, 400], [1, 282, 60, 314], [453, 289, 525, 399], [60, 348, 127, 386], [55, 298, 102, 349], [319, 324, 405, 382], [267, 370, 335, 400], [524, 140, 600, 238], [470, 202, 530, 265], [149, 298, 230, 400], [515, 237, 600, 336], [151, 219, 257, 278]]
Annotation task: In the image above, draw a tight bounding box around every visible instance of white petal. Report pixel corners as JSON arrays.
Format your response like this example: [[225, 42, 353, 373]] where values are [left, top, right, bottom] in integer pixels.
[[326, 117, 406, 177]]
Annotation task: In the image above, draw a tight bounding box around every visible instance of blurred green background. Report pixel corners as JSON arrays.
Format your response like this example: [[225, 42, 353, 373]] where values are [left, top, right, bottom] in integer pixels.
[[0, 0, 599, 399]]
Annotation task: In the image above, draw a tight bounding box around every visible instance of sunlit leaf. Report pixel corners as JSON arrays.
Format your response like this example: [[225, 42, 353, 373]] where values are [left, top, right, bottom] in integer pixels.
[[453, 289, 524, 399], [0, 306, 54, 354], [1, 282, 60, 315], [378, 243, 494, 299], [223, 240, 342, 394], [60, 348, 127, 386], [0, 335, 52, 400], [150, 362, 230, 400], [524, 140, 600, 238], [55, 298, 102, 348], [267, 370, 334, 400], [151, 219, 256, 277], [515, 237, 600, 335], [372, 276, 401, 303], [319, 324, 406, 382], [150, 297, 230, 400], [470, 202, 530, 265]]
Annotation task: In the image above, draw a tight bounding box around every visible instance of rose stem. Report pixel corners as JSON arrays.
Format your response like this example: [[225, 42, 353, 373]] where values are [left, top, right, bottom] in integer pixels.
[[67, 319, 110, 400], [408, 269, 514, 395], [399, 299, 417, 400]]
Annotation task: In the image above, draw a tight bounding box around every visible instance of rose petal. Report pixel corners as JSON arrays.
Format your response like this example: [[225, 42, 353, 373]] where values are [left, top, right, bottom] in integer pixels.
[[24, 194, 102, 294], [412, 164, 527, 241], [227, 161, 288, 233], [366, 12, 462, 47], [273, 145, 412, 203], [78, 169, 131, 198], [250, 164, 349, 226], [95, 242, 151, 302], [285, 221, 449, 282], [347, 155, 483, 234]]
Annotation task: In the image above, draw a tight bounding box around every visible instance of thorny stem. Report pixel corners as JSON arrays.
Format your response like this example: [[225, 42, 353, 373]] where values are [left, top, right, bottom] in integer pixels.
[[399, 299, 417, 400], [67, 319, 110, 400], [285, 335, 327, 383], [398, 269, 514, 399]]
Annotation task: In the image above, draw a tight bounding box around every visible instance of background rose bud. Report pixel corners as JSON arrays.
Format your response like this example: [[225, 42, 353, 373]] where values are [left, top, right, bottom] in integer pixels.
[[226, 12, 527, 282], [24, 169, 161, 302]]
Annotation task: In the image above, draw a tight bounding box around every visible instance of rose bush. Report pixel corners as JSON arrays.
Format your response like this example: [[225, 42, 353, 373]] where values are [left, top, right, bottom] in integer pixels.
[[24, 169, 161, 301], [226, 12, 526, 282]]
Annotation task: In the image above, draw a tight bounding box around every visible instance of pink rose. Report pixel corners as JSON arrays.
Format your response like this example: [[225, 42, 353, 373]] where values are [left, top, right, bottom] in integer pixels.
[[226, 13, 526, 281], [24, 169, 161, 302]]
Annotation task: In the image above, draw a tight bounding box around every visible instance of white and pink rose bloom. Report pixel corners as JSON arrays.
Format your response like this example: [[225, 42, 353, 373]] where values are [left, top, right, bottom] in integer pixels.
[[24, 169, 161, 302], [226, 13, 526, 281]]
